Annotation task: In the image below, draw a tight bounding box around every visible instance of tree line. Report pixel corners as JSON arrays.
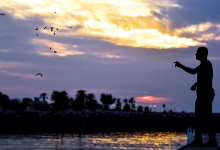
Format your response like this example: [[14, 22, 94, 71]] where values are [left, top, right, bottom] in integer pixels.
[[0, 90, 154, 112]]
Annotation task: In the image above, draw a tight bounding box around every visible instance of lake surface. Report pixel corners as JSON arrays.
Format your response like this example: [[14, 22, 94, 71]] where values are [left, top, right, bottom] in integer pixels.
[[0, 132, 187, 150]]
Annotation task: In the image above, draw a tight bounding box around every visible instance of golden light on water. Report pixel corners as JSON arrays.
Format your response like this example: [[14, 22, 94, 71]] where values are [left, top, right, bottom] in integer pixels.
[[0, 0, 211, 50], [0, 132, 187, 149], [43, 132, 186, 149], [85, 132, 186, 149]]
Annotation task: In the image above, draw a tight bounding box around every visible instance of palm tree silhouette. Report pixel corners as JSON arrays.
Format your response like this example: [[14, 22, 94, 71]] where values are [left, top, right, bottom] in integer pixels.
[[137, 105, 143, 112], [100, 93, 116, 110], [72, 90, 87, 110], [76, 90, 86, 104], [21, 97, 33, 110], [86, 93, 95, 102], [162, 104, 166, 112], [123, 99, 128, 104], [0, 92, 10, 110], [51, 91, 60, 105], [86, 93, 98, 110], [34, 97, 40, 102], [144, 106, 150, 112], [40, 93, 48, 103], [51, 91, 70, 110], [128, 97, 135, 111], [123, 99, 130, 111], [115, 98, 122, 110], [60, 91, 69, 109]]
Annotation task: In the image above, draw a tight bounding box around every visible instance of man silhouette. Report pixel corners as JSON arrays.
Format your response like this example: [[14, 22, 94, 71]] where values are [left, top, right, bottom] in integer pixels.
[[174, 47, 217, 147]]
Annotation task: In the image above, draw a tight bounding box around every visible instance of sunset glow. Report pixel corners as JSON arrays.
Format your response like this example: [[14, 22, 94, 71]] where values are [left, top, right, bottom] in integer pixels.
[[136, 96, 170, 103]]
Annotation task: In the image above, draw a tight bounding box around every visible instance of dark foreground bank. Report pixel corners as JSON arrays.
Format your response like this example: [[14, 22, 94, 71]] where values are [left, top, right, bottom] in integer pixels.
[[178, 146, 219, 150], [1, 110, 220, 133]]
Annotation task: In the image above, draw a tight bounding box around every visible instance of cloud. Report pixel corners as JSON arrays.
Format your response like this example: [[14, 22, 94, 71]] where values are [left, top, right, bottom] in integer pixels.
[[209, 57, 220, 61], [135, 95, 170, 103], [215, 36, 220, 40], [96, 53, 124, 59], [0, 49, 10, 52], [0, 86, 51, 101], [89, 52, 126, 60], [105, 54, 121, 59], [0, 86, 43, 96], [31, 39, 84, 57], [175, 22, 213, 34], [0, 70, 45, 79], [174, 22, 220, 41], [0, 60, 29, 68], [103, 29, 205, 48], [0, 0, 206, 49]]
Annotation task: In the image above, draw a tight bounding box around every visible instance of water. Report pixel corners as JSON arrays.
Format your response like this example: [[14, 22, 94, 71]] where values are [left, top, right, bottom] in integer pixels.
[[0, 132, 187, 150]]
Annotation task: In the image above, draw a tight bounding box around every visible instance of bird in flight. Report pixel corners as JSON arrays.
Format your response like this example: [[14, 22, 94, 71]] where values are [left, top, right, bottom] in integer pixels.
[[57, 28, 58, 30], [51, 27, 53, 32], [50, 47, 52, 50], [36, 73, 43, 77], [36, 34, 38, 36], [54, 12, 56, 13], [36, 28, 38, 30], [70, 27, 72, 28], [0, 13, 5, 15], [44, 27, 47, 29], [54, 32, 55, 35], [54, 51, 57, 53]]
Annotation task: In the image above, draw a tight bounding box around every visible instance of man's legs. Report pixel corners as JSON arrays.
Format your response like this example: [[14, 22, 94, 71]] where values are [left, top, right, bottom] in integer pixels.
[[206, 101, 215, 140], [187, 94, 217, 147], [203, 94, 217, 147], [206, 113, 216, 140], [195, 99, 203, 142], [185, 99, 204, 146]]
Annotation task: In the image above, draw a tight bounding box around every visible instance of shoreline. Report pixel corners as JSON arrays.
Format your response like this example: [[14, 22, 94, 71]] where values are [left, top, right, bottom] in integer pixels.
[[1, 109, 220, 133]]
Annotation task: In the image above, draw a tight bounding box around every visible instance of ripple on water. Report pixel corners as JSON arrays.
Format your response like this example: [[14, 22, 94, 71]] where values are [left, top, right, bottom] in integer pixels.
[[0, 132, 186, 150]]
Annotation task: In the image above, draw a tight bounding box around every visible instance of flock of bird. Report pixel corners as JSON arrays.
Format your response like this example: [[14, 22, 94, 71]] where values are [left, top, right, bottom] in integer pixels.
[[34, 12, 73, 77], [35, 12, 59, 55], [35, 27, 58, 54], [0, 12, 66, 78]]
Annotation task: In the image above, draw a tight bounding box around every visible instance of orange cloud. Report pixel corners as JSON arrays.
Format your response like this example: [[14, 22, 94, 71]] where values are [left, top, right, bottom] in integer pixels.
[[135, 95, 170, 103], [31, 39, 84, 57], [0, 0, 206, 49]]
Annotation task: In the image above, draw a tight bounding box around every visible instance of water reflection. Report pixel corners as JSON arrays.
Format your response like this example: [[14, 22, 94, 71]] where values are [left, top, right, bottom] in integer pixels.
[[0, 132, 186, 150], [55, 133, 64, 150]]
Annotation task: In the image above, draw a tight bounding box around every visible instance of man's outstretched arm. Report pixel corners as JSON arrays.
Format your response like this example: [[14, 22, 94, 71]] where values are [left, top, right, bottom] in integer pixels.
[[174, 61, 198, 74]]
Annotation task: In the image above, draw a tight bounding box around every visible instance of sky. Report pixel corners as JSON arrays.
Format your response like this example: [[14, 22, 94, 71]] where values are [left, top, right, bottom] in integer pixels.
[[0, 0, 220, 112]]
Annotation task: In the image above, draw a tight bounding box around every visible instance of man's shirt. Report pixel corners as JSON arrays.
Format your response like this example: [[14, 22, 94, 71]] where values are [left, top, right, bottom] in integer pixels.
[[195, 60, 214, 95]]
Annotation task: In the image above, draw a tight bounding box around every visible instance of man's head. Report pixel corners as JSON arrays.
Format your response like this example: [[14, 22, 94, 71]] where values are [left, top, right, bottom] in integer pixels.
[[195, 47, 208, 61]]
